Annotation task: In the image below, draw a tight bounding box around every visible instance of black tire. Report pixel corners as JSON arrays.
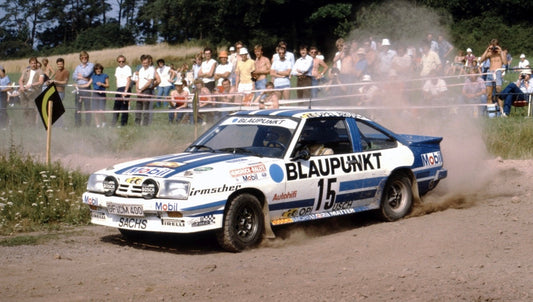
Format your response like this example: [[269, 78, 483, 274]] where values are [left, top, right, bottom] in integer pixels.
[[216, 193, 264, 252], [379, 174, 413, 221]]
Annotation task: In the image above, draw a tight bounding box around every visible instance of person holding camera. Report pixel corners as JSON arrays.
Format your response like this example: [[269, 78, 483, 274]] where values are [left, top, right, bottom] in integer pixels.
[[497, 69, 533, 117], [479, 39, 508, 107]]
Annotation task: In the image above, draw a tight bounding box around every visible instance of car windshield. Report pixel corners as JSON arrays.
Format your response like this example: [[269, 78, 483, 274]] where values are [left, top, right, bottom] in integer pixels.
[[186, 115, 298, 158]]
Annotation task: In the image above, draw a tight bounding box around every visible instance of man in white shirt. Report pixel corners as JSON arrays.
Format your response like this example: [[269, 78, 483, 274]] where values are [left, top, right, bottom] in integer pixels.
[[197, 48, 217, 92], [113, 55, 132, 127], [291, 45, 313, 99], [135, 54, 156, 126]]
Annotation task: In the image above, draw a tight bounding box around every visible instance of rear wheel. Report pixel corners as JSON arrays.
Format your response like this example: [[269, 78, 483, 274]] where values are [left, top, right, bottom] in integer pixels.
[[216, 193, 264, 252], [380, 174, 413, 221]]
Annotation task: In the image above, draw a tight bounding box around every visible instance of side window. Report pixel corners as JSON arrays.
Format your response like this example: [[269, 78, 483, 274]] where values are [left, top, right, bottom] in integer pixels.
[[294, 118, 354, 156], [356, 121, 397, 151]]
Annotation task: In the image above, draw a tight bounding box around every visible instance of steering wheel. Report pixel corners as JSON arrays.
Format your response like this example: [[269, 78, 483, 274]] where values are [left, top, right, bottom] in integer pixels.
[[266, 140, 287, 150]]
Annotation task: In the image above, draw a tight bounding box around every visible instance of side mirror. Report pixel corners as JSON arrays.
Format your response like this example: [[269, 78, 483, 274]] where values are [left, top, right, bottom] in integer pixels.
[[291, 148, 311, 161]]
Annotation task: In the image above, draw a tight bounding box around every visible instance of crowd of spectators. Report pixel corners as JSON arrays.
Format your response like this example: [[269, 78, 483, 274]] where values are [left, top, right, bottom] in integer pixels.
[[1, 34, 532, 129]]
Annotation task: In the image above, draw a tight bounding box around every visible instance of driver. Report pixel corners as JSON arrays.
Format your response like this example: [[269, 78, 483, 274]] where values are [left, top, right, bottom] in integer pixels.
[[298, 127, 334, 156]]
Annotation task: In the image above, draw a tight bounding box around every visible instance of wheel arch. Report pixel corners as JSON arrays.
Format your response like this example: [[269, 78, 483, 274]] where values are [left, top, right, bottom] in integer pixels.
[[388, 167, 421, 205], [225, 187, 275, 239]]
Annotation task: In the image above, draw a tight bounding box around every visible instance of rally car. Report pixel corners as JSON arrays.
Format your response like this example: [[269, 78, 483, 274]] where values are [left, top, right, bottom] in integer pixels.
[[83, 110, 447, 252]]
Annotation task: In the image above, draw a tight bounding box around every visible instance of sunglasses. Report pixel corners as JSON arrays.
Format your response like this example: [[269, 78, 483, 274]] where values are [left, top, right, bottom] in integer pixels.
[[118, 60, 125, 63]]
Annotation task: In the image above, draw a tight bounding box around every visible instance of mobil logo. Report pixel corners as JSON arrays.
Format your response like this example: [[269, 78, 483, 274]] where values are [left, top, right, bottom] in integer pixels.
[[421, 151, 442, 166]]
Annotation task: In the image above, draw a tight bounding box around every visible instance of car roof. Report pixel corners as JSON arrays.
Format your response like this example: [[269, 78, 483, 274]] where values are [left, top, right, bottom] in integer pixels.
[[231, 109, 368, 121]]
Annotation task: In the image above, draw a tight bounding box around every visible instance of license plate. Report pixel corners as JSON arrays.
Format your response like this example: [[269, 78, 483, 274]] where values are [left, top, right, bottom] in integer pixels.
[[107, 202, 144, 217]]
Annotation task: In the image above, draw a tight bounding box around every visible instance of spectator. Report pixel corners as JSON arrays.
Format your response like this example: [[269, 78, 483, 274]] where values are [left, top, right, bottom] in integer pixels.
[[0, 65, 11, 129], [270, 46, 292, 100], [420, 42, 441, 77], [461, 69, 487, 106], [41, 58, 55, 83], [252, 44, 271, 93], [337, 43, 355, 84], [90, 63, 109, 128], [479, 39, 507, 106], [135, 54, 156, 126], [112, 55, 132, 127], [447, 49, 466, 76], [215, 78, 236, 120], [437, 34, 454, 69], [310, 46, 329, 98], [273, 41, 295, 67], [49, 58, 69, 127], [155, 58, 174, 107], [191, 52, 203, 83], [229, 42, 244, 85], [19, 57, 45, 125], [192, 79, 211, 125], [72, 51, 94, 127], [332, 38, 345, 71], [291, 45, 313, 99], [168, 79, 190, 123], [517, 54, 529, 71], [391, 44, 413, 76], [426, 33, 439, 52], [357, 75, 379, 105], [235, 47, 255, 104], [497, 69, 533, 117], [214, 50, 232, 90], [465, 48, 476, 71], [422, 72, 447, 101], [377, 38, 397, 77], [323, 67, 348, 97], [354, 48, 369, 80], [198, 47, 217, 92], [256, 81, 280, 109]]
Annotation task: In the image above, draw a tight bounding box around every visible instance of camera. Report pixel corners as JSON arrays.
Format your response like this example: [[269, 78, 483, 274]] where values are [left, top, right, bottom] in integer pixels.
[[520, 74, 526, 79], [491, 46, 498, 52]]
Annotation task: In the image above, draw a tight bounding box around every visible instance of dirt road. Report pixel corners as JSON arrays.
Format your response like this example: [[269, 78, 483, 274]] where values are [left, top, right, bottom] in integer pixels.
[[1, 158, 532, 301]]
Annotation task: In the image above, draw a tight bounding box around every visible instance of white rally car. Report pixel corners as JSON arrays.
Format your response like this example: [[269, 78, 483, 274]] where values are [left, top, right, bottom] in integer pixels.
[[83, 110, 447, 252]]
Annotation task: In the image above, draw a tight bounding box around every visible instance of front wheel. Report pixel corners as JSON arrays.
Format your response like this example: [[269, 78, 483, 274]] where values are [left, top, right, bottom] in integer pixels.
[[216, 193, 264, 252], [379, 174, 413, 221]]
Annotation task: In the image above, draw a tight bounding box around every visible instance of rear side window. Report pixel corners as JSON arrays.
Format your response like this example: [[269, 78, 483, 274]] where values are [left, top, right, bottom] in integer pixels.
[[356, 121, 397, 151]]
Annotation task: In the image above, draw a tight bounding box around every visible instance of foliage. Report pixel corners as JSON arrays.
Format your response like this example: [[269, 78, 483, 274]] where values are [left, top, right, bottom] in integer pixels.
[[482, 117, 533, 159], [0, 145, 90, 235]]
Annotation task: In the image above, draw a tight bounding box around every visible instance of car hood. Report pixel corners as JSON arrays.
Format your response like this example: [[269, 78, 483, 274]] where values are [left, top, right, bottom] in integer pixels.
[[101, 152, 253, 179]]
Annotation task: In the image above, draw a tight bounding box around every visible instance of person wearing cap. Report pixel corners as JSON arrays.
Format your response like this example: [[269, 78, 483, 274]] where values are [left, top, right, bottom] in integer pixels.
[[0, 65, 12, 129], [214, 50, 233, 90], [497, 69, 533, 117], [291, 45, 313, 99], [169, 79, 190, 123], [252, 44, 271, 93], [465, 48, 476, 71], [235, 47, 255, 104], [197, 47, 217, 92], [377, 38, 397, 77], [19, 56, 45, 125], [518, 54, 529, 70]]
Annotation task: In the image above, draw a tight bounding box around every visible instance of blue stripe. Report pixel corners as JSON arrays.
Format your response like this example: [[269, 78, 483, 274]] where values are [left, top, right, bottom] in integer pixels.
[[336, 190, 377, 202], [269, 198, 315, 211], [339, 177, 384, 191], [182, 200, 226, 212]]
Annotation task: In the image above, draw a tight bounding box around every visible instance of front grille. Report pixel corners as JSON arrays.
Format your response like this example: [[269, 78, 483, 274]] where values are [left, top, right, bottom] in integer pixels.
[[116, 183, 143, 197]]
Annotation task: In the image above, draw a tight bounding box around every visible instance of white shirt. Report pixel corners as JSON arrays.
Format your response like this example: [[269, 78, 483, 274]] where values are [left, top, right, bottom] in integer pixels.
[[215, 63, 233, 86], [291, 55, 313, 76], [200, 59, 217, 83], [518, 59, 530, 69], [138, 66, 155, 90], [157, 65, 173, 87], [115, 65, 132, 88]]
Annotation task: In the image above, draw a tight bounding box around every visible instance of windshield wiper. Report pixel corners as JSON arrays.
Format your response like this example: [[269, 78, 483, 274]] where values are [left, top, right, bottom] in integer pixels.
[[187, 144, 215, 152]]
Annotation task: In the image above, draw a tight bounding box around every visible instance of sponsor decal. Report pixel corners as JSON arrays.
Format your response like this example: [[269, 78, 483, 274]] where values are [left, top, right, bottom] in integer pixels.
[[291, 208, 356, 223], [155, 202, 179, 211], [83, 195, 99, 206], [125, 177, 144, 185], [230, 117, 289, 125], [282, 206, 312, 218], [285, 153, 382, 181], [190, 215, 215, 227], [121, 166, 174, 177], [118, 218, 147, 229], [147, 161, 185, 168], [193, 167, 213, 172], [162, 219, 185, 227], [421, 151, 442, 166], [269, 164, 285, 183], [300, 111, 358, 119], [273, 190, 297, 201], [271, 217, 294, 225], [189, 184, 241, 196], [230, 163, 266, 177], [237, 173, 268, 182]]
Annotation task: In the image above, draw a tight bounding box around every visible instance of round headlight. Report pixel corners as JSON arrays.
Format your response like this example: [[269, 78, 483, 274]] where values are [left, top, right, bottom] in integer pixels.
[[103, 176, 118, 196], [142, 179, 159, 199]]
